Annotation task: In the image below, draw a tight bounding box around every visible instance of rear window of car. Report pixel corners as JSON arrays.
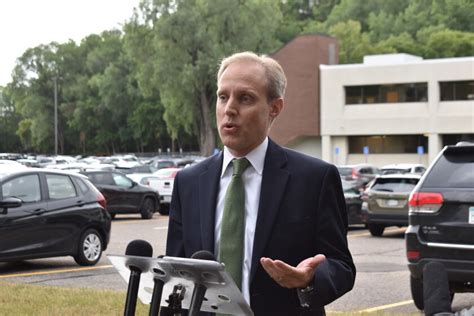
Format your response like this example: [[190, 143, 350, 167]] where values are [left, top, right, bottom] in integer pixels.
[[381, 168, 410, 175], [371, 177, 419, 192], [422, 151, 474, 188]]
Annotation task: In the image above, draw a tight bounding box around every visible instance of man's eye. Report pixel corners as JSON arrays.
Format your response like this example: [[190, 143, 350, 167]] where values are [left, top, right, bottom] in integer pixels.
[[218, 95, 227, 102], [241, 94, 253, 103]]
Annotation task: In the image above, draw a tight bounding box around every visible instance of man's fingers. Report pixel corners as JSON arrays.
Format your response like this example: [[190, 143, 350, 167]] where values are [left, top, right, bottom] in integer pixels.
[[311, 254, 326, 266]]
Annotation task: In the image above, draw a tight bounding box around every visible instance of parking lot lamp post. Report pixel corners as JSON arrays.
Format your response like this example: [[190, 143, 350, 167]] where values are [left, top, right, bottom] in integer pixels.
[[53, 76, 58, 155]]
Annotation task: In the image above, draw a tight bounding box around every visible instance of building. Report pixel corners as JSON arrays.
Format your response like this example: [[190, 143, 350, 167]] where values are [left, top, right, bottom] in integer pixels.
[[320, 54, 474, 166], [270, 34, 338, 158]]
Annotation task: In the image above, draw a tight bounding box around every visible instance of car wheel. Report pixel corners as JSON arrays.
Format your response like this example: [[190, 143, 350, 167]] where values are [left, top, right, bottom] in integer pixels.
[[74, 229, 103, 266], [141, 197, 155, 219], [410, 276, 424, 310], [368, 223, 385, 236], [158, 203, 170, 216]]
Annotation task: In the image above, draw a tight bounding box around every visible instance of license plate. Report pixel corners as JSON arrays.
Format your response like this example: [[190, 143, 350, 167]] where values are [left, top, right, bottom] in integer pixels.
[[469, 207, 474, 224], [387, 199, 399, 207]]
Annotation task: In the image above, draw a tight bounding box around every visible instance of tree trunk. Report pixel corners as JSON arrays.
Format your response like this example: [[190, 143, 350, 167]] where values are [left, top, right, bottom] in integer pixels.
[[199, 90, 216, 157]]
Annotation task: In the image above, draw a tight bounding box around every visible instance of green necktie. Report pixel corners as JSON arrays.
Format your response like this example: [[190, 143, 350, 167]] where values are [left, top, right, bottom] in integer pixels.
[[219, 158, 250, 290]]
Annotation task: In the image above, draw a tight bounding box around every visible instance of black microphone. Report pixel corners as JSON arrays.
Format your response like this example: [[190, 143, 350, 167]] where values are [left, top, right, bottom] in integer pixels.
[[188, 250, 216, 316], [124, 240, 153, 316], [149, 255, 165, 316], [423, 261, 453, 316]]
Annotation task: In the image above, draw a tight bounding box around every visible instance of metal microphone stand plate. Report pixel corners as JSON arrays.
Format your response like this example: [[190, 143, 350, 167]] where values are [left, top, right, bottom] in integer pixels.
[[108, 255, 253, 315]]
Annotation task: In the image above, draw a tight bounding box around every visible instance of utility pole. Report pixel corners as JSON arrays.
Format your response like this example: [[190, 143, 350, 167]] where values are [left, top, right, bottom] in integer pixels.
[[53, 76, 58, 155]]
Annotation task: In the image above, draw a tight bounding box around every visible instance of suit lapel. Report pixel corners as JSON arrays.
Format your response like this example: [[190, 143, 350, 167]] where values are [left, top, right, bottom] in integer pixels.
[[198, 153, 223, 253], [250, 140, 289, 282]]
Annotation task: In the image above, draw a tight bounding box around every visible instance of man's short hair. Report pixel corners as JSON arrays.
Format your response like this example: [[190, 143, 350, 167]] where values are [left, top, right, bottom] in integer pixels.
[[217, 51, 287, 101]]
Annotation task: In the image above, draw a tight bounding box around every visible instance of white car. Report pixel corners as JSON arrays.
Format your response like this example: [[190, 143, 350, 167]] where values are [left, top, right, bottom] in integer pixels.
[[152, 168, 182, 213], [127, 173, 161, 194], [380, 163, 426, 175]]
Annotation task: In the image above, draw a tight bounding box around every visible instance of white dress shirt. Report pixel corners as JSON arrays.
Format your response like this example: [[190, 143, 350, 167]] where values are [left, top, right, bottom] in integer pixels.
[[214, 137, 268, 303]]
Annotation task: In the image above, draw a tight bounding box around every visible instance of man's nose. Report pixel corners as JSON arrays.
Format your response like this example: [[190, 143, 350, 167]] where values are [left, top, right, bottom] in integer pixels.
[[224, 96, 238, 115]]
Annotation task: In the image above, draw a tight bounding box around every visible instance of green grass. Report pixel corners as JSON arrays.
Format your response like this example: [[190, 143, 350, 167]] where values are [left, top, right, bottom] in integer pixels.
[[0, 282, 149, 315], [0, 282, 418, 315]]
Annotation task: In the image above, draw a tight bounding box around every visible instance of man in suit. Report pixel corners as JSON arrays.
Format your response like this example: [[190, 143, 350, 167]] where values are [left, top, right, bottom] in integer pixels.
[[166, 51, 355, 315]]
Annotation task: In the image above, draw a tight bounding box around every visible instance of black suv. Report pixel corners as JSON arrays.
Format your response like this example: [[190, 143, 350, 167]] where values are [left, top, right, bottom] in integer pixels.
[[81, 170, 160, 219], [406, 142, 474, 310], [0, 169, 111, 265]]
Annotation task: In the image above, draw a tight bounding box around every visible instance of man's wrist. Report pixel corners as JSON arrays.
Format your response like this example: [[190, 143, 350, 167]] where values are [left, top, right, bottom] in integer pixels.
[[297, 284, 315, 308]]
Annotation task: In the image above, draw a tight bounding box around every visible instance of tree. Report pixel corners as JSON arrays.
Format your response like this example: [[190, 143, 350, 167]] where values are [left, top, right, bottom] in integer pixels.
[[327, 20, 373, 64], [128, 0, 282, 156], [0, 86, 22, 152], [9, 43, 63, 153]]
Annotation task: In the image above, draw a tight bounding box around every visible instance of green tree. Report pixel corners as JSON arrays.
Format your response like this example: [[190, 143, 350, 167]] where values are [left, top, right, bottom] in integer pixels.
[[0, 86, 22, 152], [128, 0, 282, 156], [9, 43, 63, 153], [327, 20, 373, 64]]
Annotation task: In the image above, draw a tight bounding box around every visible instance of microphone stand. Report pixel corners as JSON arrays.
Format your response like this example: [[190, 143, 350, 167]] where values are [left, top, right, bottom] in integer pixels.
[[149, 278, 165, 316], [188, 283, 207, 316]]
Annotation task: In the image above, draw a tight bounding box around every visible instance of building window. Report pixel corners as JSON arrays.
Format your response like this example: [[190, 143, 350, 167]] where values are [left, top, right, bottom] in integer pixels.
[[345, 83, 428, 104], [348, 135, 428, 154], [442, 134, 474, 146], [440, 81, 474, 101]]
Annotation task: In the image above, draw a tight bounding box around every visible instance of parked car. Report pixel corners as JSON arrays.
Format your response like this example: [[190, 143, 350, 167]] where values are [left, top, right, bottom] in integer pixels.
[[406, 142, 474, 310], [116, 164, 156, 174], [101, 155, 140, 169], [149, 159, 178, 171], [361, 173, 421, 236], [126, 173, 169, 215], [341, 179, 364, 225], [380, 163, 426, 175], [81, 170, 160, 219], [337, 164, 381, 190], [153, 167, 182, 215], [0, 169, 111, 266]]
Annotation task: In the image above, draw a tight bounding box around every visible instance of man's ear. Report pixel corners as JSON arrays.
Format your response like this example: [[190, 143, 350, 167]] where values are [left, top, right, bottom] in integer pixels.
[[269, 98, 284, 119]]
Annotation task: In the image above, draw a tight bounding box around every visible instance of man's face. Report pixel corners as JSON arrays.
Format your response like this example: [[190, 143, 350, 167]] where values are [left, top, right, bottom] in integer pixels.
[[216, 60, 282, 157]]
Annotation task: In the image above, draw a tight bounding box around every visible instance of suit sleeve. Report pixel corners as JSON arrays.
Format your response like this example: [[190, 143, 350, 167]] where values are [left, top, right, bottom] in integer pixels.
[[309, 164, 356, 308], [165, 172, 185, 257]]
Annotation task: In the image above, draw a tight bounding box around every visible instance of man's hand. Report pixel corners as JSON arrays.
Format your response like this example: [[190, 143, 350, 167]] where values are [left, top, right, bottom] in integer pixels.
[[260, 255, 326, 288]]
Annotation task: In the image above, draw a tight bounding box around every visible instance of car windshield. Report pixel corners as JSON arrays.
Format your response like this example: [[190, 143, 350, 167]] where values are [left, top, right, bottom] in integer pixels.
[[371, 178, 419, 193], [338, 167, 352, 176]]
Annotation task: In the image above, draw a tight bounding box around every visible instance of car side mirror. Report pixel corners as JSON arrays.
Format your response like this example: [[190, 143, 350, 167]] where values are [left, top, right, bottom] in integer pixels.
[[0, 197, 23, 214]]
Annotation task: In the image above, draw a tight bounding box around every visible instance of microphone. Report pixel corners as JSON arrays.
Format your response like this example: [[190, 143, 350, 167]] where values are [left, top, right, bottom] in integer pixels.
[[124, 240, 153, 316], [188, 250, 216, 316], [149, 255, 165, 316], [423, 261, 453, 316]]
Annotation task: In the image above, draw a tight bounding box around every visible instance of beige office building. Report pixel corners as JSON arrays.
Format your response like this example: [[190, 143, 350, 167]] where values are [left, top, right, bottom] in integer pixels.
[[320, 54, 474, 167]]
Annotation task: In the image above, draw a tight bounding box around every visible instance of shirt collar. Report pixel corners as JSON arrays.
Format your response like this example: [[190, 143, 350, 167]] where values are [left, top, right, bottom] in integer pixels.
[[221, 137, 268, 177]]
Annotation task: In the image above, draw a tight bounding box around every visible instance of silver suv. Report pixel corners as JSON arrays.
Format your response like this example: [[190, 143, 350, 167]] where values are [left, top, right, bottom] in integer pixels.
[[361, 173, 421, 236]]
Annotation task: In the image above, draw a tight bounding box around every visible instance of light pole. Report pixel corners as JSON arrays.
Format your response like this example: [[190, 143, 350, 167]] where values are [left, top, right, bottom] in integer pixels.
[[53, 76, 58, 155]]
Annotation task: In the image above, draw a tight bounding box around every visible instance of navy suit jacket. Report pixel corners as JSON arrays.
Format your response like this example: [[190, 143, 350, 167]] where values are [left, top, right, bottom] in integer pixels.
[[166, 139, 355, 315]]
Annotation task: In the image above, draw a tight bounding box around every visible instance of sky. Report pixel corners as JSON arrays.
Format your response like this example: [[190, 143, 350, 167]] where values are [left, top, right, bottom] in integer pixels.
[[0, 0, 140, 86]]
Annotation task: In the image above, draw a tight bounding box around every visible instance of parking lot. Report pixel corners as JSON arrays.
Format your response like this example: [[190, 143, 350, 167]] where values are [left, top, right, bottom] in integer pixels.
[[1, 214, 473, 314]]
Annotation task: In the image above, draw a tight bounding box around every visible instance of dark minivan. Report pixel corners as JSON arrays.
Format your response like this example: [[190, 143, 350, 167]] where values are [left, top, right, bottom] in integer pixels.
[[406, 142, 474, 310], [0, 169, 111, 266]]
